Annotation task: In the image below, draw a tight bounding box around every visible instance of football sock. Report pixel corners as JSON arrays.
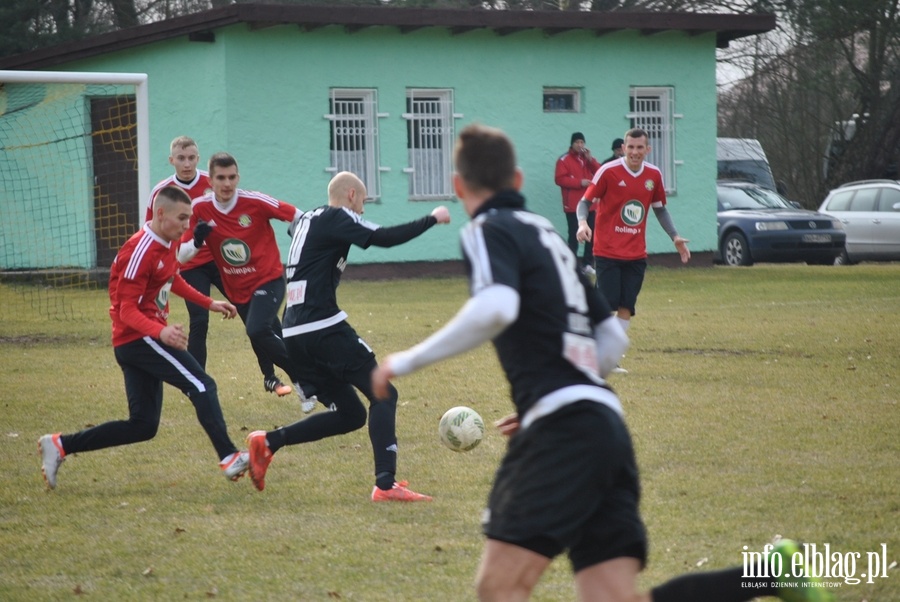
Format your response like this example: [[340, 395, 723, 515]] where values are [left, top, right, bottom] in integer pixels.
[[375, 472, 394, 491], [651, 565, 775, 602], [266, 429, 286, 453], [616, 316, 631, 332]]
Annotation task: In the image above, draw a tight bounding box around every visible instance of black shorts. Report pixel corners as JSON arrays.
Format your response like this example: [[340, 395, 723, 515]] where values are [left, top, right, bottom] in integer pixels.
[[284, 321, 376, 394], [594, 257, 647, 316], [483, 401, 647, 573]]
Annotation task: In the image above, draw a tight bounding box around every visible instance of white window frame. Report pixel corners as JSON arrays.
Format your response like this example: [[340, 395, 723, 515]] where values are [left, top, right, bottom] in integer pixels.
[[543, 87, 581, 113], [627, 86, 679, 193], [402, 88, 458, 200], [324, 88, 386, 200]]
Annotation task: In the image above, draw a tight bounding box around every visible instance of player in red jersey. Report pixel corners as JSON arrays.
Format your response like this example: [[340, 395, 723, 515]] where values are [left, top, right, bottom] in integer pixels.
[[145, 137, 211, 223], [146, 137, 217, 368], [38, 186, 249, 490], [178, 152, 314, 411], [575, 128, 690, 372], [151, 138, 288, 396]]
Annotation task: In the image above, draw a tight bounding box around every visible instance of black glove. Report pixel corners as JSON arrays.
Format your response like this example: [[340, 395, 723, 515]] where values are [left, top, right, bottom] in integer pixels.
[[193, 220, 212, 248]]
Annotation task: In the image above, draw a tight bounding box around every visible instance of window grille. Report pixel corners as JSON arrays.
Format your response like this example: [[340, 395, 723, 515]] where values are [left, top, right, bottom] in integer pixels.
[[326, 89, 383, 199], [403, 89, 455, 200]]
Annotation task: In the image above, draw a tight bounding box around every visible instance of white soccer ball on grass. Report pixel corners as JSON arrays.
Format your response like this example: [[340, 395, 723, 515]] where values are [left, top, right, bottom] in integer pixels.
[[438, 406, 485, 452]]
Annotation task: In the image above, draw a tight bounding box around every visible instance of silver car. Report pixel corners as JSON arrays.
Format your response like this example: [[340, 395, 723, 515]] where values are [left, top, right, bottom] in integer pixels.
[[818, 179, 900, 264]]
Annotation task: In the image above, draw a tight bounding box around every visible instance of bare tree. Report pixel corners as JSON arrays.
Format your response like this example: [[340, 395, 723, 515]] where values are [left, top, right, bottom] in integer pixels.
[[719, 0, 900, 205]]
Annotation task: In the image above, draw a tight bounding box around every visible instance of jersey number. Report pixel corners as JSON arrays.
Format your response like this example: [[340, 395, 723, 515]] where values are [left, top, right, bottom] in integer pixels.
[[285, 216, 313, 280], [536, 224, 588, 313]]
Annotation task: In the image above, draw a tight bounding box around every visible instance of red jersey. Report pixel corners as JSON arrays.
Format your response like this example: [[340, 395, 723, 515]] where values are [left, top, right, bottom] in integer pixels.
[[109, 225, 212, 347], [187, 190, 298, 304], [146, 171, 213, 271], [584, 158, 667, 261]]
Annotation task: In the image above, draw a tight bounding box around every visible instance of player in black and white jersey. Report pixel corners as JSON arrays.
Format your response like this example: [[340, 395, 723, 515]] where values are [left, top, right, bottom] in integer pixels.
[[371, 124, 829, 602], [245, 171, 451, 502]]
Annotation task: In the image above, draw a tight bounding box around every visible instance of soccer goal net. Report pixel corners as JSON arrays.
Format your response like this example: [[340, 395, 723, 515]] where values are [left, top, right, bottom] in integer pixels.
[[0, 71, 149, 321]]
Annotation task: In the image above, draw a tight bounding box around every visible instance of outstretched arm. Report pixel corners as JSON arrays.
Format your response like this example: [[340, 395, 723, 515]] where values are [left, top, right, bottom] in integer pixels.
[[368, 206, 450, 248]]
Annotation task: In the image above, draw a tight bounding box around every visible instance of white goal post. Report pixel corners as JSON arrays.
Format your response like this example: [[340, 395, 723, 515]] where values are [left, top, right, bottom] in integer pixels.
[[0, 70, 150, 273], [0, 70, 151, 319]]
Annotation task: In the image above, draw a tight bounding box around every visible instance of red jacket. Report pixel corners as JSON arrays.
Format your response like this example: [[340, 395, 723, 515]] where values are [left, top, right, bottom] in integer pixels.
[[555, 148, 601, 213]]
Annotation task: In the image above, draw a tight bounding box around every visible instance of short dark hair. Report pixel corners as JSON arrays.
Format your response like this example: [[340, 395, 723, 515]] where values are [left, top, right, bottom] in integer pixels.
[[454, 124, 517, 193], [624, 128, 649, 142], [208, 152, 238, 176], [154, 185, 191, 209]]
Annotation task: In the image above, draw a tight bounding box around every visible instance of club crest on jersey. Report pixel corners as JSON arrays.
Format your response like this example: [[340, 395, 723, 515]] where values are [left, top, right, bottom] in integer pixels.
[[621, 200, 645, 226], [238, 214, 252, 227], [156, 279, 173, 311], [220, 238, 251, 266], [644, 179, 655, 191]]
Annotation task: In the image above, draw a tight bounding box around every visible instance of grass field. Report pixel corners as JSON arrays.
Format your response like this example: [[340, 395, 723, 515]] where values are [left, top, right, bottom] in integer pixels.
[[1, 264, 898, 601]]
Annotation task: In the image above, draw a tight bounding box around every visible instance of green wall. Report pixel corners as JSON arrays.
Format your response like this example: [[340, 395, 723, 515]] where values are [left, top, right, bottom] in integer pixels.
[[44, 21, 719, 265]]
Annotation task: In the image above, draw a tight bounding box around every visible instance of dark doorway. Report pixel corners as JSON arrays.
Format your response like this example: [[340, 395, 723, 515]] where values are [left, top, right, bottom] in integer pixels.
[[91, 96, 138, 269]]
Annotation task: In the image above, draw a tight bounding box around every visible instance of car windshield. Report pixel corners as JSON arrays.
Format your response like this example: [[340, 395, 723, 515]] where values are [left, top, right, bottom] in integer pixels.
[[716, 160, 777, 191], [719, 186, 793, 210]]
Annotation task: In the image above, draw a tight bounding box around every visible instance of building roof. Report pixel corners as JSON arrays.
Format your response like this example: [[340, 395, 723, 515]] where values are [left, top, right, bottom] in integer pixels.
[[0, 4, 775, 70]]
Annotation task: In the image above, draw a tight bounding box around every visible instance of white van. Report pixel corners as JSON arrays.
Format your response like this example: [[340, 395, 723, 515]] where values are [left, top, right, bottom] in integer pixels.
[[717, 138, 777, 191]]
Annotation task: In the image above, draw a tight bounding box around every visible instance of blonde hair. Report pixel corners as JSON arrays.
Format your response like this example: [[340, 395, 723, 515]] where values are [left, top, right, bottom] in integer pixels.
[[169, 136, 198, 155]]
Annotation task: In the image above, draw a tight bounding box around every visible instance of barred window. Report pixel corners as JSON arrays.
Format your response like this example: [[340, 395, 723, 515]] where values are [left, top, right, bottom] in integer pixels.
[[326, 89, 382, 200], [403, 89, 455, 200]]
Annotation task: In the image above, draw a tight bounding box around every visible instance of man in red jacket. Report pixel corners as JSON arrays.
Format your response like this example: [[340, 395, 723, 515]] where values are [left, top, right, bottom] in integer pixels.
[[38, 186, 249, 490], [555, 132, 601, 275]]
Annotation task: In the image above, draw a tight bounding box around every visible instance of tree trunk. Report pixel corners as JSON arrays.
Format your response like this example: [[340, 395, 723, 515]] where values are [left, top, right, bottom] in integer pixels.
[[109, 0, 138, 29]]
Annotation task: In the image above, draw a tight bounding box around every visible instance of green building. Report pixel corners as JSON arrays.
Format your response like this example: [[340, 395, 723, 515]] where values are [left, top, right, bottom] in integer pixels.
[[0, 5, 773, 268]]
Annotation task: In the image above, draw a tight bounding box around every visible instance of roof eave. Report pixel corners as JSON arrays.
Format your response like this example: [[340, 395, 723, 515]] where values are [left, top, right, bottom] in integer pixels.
[[0, 4, 776, 71]]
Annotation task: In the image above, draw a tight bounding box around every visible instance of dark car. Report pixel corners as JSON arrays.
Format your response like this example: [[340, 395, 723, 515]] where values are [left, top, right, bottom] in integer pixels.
[[716, 181, 846, 266], [818, 179, 900, 265]]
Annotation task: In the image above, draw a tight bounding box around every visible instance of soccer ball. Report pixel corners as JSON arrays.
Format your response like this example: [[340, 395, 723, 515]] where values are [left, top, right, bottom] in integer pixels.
[[438, 406, 485, 452]]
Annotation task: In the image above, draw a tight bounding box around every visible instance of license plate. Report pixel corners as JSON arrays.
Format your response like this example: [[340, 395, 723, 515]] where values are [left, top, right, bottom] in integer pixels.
[[802, 234, 831, 243]]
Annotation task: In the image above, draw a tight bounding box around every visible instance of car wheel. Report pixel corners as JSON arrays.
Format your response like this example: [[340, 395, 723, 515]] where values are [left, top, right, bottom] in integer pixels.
[[722, 231, 753, 266], [834, 248, 853, 266]]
